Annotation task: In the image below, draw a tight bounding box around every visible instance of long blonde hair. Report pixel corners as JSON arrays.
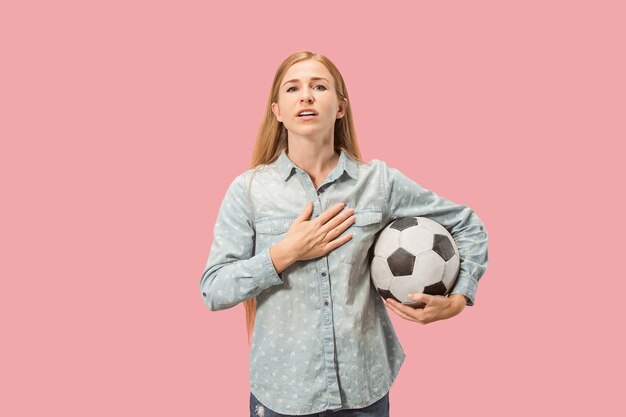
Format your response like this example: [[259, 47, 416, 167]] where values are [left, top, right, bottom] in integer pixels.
[[244, 51, 363, 344]]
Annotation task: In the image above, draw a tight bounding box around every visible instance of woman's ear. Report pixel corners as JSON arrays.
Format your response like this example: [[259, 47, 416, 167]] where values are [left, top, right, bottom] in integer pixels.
[[271, 102, 282, 122], [337, 98, 347, 119]]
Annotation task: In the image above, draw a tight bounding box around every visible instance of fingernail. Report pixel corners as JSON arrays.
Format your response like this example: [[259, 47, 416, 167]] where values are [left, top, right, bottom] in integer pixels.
[[408, 293, 414, 298]]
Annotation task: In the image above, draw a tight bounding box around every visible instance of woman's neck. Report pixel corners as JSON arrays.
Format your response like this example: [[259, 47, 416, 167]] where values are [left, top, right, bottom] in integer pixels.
[[286, 137, 339, 189]]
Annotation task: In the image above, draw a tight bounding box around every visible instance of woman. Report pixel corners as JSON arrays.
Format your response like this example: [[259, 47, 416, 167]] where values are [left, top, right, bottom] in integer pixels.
[[200, 51, 488, 416]]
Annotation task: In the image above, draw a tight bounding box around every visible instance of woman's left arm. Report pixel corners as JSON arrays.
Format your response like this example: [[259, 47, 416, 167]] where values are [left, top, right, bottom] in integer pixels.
[[381, 162, 489, 323]]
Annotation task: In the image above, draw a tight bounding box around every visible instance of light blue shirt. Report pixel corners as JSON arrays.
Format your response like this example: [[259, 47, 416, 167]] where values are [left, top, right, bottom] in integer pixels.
[[200, 148, 489, 414]]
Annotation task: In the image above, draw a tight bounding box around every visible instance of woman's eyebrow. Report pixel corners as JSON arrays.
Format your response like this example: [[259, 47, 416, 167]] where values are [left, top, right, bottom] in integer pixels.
[[282, 77, 329, 87]]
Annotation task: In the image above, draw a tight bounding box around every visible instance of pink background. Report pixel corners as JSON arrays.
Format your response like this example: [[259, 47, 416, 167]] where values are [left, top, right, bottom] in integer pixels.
[[2, 1, 624, 415]]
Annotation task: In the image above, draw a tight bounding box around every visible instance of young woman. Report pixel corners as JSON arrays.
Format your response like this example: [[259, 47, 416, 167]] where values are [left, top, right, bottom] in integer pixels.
[[200, 51, 489, 417]]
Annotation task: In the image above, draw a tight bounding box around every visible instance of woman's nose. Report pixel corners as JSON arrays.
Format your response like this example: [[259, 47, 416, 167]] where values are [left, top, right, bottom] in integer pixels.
[[300, 89, 314, 102]]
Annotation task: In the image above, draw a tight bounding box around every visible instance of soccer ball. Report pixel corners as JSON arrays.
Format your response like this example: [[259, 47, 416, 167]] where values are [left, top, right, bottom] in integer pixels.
[[370, 217, 460, 308]]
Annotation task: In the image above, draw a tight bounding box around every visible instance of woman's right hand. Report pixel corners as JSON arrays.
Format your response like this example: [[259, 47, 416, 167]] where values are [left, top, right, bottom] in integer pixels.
[[269, 202, 355, 273]]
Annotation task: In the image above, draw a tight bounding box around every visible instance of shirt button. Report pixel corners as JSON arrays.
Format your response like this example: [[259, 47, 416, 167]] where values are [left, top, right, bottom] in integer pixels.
[[324, 301, 329, 306], [321, 272, 327, 277], [202, 292, 206, 297]]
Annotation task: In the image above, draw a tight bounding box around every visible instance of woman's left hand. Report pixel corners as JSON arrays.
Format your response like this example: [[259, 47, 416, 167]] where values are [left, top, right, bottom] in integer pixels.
[[383, 293, 467, 325]]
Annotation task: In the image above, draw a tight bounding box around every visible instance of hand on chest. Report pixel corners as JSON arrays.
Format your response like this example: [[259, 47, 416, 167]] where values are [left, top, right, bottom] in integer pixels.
[[252, 175, 386, 265]]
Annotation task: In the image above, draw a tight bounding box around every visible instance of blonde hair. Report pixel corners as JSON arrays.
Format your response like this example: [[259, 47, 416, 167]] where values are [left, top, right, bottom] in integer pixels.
[[244, 51, 363, 344]]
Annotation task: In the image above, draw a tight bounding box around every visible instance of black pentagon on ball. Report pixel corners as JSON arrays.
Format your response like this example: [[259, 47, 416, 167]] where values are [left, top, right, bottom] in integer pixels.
[[387, 247, 415, 276], [390, 217, 419, 231], [432, 234, 455, 261], [377, 288, 401, 303], [423, 281, 448, 296]]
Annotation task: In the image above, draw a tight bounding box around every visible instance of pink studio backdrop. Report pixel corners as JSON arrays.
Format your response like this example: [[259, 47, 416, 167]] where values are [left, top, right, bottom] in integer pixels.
[[2, 1, 624, 416]]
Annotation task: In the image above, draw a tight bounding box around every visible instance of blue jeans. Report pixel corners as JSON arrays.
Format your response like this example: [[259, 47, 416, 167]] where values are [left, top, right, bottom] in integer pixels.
[[250, 392, 390, 417]]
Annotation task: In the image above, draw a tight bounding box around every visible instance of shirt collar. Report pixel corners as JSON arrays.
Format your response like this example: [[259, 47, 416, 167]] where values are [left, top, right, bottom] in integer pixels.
[[275, 148, 358, 182]]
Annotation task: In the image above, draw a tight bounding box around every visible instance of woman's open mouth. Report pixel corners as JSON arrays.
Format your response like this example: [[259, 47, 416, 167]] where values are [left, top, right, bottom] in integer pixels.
[[297, 110, 318, 121]]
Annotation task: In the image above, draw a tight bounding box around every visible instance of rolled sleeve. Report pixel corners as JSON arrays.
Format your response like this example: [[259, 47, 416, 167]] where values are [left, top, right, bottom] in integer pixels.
[[200, 173, 283, 311], [382, 162, 489, 306]]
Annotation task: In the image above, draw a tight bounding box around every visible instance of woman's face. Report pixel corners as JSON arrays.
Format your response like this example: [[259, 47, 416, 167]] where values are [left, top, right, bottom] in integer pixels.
[[272, 59, 346, 141]]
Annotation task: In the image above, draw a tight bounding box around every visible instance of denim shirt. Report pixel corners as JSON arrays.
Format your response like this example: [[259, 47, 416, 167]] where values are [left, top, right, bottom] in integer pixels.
[[200, 148, 489, 415]]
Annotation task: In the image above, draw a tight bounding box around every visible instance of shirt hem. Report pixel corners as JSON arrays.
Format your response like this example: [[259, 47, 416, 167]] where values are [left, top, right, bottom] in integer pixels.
[[250, 351, 405, 415]]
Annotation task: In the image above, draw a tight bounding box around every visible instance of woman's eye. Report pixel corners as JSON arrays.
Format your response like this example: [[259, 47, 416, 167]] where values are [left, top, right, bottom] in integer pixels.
[[286, 85, 326, 93]]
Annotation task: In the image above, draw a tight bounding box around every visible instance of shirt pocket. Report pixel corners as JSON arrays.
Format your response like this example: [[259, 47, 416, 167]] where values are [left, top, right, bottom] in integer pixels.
[[336, 208, 383, 264], [353, 209, 383, 227], [254, 216, 295, 255]]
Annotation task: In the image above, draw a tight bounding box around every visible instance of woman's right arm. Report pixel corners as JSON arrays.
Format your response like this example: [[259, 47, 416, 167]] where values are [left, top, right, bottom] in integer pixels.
[[200, 173, 283, 311]]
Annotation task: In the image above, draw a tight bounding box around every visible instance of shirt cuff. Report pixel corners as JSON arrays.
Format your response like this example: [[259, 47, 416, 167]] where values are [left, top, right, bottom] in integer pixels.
[[257, 247, 284, 288], [449, 273, 478, 306]]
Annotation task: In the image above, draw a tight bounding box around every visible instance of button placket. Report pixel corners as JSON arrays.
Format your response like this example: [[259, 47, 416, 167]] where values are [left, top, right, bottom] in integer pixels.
[[319, 267, 331, 324], [298, 169, 334, 327], [290, 160, 344, 409]]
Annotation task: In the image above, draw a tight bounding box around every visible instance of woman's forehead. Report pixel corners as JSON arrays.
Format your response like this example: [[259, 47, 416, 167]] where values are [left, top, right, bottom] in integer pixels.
[[282, 59, 334, 84]]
